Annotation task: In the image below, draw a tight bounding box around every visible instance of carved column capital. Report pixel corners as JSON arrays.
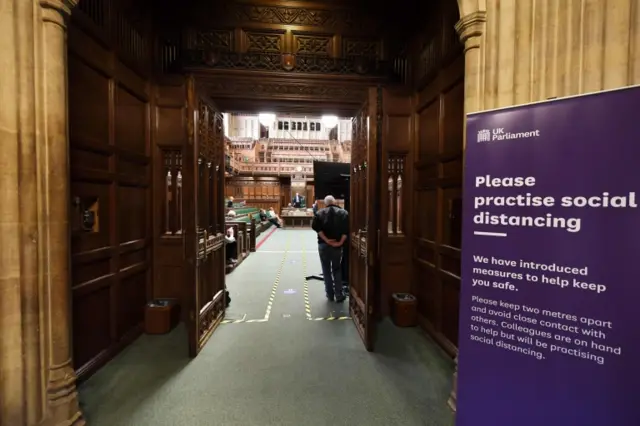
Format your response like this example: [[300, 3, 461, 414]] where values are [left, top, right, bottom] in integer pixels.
[[39, 0, 78, 27], [455, 11, 487, 51]]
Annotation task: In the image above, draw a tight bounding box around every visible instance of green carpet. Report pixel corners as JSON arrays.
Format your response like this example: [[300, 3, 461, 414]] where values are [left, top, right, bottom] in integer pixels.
[[79, 229, 456, 426]]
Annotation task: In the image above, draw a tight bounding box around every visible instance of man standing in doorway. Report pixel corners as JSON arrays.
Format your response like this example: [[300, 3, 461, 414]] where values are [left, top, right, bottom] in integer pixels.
[[312, 195, 349, 302]]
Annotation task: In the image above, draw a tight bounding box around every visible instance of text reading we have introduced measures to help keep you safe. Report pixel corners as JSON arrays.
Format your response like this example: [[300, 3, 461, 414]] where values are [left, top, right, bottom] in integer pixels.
[[471, 255, 606, 294], [468, 255, 621, 366]]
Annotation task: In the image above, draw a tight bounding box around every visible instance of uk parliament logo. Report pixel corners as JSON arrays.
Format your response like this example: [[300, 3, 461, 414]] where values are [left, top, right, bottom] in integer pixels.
[[477, 129, 491, 142]]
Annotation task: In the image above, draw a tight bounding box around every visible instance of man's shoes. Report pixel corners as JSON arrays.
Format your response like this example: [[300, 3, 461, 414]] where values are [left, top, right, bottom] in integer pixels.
[[335, 295, 346, 303], [326, 294, 335, 302]]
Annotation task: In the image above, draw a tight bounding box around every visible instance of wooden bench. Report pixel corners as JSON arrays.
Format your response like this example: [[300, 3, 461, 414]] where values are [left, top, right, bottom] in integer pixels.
[[248, 214, 273, 238], [224, 219, 257, 273], [223, 222, 244, 273], [256, 220, 272, 236]]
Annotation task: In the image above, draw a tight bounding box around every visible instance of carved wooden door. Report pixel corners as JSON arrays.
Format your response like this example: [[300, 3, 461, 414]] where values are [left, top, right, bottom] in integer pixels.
[[349, 87, 381, 351], [184, 78, 227, 357]]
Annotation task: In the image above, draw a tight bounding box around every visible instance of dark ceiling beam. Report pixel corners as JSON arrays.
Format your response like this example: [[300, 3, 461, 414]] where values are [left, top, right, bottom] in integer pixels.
[[189, 68, 387, 85], [192, 70, 367, 115], [212, 98, 360, 116]]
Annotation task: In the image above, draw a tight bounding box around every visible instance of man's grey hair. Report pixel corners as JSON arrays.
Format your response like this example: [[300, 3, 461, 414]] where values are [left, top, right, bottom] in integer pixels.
[[227, 210, 237, 217], [324, 195, 336, 206]]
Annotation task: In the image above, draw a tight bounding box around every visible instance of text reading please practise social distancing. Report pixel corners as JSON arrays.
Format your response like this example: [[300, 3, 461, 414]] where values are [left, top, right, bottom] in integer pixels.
[[473, 175, 637, 234]]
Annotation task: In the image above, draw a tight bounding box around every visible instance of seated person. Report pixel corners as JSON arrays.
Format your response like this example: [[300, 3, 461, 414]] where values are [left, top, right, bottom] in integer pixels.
[[225, 226, 237, 264], [267, 207, 282, 228], [259, 209, 268, 222], [227, 196, 234, 208]]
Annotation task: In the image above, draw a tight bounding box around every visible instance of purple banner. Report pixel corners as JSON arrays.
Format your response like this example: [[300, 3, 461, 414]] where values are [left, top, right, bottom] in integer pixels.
[[457, 87, 640, 426]]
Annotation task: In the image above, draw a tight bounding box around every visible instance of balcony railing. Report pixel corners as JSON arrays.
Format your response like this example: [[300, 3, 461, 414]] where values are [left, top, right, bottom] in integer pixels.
[[225, 156, 315, 176], [183, 50, 393, 78]]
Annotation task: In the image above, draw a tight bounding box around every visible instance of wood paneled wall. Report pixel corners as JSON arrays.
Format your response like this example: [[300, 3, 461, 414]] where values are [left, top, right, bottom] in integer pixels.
[[408, 1, 464, 357], [378, 88, 413, 317], [68, 8, 152, 380], [225, 176, 284, 212], [152, 78, 189, 320], [305, 185, 314, 206]]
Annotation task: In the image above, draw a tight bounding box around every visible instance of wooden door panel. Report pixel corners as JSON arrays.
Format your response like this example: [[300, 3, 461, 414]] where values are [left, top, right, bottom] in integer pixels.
[[349, 87, 380, 351], [185, 79, 227, 357], [412, 58, 464, 357]]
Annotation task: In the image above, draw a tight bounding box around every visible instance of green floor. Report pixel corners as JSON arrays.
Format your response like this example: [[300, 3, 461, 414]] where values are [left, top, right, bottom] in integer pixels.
[[79, 229, 456, 426]]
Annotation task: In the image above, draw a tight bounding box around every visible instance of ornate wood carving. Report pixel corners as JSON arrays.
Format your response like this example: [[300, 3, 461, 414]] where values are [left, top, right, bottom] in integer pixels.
[[184, 49, 388, 76], [198, 290, 226, 345], [197, 99, 225, 163], [349, 294, 367, 335], [343, 37, 380, 59], [197, 0, 380, 33], [295, 35, 331, 55], [162, 149, 183, 235], [387, 153, 406, 235], [194, 30, 233, 51], [213, 111, 224, 164], [203, 80, 368, 102], [232, 4, 342, 28], [187, 94, 227, 356], [350, 97, 369, 330], [246, 32, 283, 53]]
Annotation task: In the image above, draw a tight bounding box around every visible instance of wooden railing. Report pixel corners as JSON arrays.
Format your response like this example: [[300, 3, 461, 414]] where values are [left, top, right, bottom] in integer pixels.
[[226, 159, 314, 176]]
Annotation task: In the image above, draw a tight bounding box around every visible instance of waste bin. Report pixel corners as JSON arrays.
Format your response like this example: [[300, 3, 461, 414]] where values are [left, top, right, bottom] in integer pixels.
[[390, 293, 417, 327], [144, 299, 180, 334]]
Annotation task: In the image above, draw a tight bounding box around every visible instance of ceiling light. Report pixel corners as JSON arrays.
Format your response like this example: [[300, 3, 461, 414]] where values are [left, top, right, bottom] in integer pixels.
[[321, 115, 338, 129], [258, 113, 276, 127]]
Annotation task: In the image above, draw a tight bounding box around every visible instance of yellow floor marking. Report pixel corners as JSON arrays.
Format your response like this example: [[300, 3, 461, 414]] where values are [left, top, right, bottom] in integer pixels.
[[223, 236, 348, 324], [263, 235, 290, 321], [302, 248, 313, 320], [312, 316, 352, 321]]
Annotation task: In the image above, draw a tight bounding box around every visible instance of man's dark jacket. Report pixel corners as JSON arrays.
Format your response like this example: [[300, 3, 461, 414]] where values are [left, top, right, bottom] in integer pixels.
[[311, 205, 349, 245]]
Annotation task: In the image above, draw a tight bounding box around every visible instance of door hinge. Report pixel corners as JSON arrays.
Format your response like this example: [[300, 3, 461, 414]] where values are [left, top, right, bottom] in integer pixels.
[[368, 251, 374, 266], [190, 310, 195, 321], [368, 305, 373, 315]]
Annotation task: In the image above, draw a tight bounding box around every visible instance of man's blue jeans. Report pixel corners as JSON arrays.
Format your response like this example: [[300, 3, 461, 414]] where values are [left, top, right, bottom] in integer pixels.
[[318, 243, 343, 298]]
